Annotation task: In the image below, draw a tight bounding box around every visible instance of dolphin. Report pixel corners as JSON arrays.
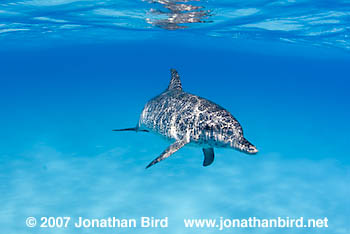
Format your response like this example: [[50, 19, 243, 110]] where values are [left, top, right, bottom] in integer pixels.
[[113, 69, 258, 168]]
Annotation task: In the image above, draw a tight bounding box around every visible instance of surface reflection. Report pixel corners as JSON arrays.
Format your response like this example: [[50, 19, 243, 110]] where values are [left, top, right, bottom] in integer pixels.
[[144, 0, 212, 30]]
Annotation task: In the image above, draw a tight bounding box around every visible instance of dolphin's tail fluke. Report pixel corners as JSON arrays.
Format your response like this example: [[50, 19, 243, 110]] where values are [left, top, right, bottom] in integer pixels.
[[112, 127, 149, 132]]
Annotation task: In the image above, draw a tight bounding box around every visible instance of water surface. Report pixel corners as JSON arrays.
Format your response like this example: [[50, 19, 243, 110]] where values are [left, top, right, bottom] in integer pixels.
[[0, 1, 349, 234]]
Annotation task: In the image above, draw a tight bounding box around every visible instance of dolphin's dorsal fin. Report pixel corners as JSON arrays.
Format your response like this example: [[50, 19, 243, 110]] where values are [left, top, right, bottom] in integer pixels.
[[167, 68, 182, 91]]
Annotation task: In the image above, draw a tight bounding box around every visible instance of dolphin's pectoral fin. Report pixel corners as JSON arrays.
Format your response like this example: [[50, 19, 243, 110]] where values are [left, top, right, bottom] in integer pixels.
[[112, 127, 149, 132], [202, 148, 214, 167], [146, 140, 188, 169]]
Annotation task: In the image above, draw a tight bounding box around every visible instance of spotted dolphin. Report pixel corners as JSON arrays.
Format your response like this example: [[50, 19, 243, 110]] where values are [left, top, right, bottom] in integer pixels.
[[114, 69, 258, 168]]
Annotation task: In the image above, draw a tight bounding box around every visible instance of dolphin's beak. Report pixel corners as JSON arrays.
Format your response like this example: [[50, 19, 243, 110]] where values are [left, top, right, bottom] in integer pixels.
[[248, 145, 258, 154], [231, 138, 258, 154]]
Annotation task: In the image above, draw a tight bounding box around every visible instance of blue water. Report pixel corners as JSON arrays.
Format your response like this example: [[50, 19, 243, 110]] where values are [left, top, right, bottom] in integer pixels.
[[1, 1, 350, 234]]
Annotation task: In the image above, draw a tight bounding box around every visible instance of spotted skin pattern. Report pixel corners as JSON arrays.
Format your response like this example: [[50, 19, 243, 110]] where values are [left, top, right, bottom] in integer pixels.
[[133, 69, 258, 168], [114, 69, 258, 168], [139, 84, 256, 152]]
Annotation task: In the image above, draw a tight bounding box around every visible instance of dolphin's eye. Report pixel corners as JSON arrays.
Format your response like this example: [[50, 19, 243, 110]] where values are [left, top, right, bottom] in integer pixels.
[[204, 125, 221, 132], [204, 125, 211, 130]]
